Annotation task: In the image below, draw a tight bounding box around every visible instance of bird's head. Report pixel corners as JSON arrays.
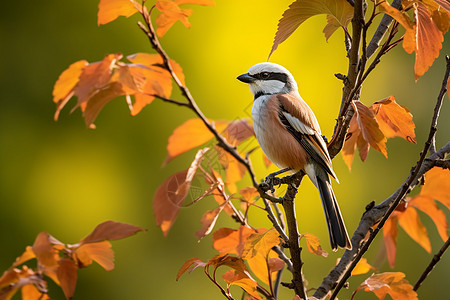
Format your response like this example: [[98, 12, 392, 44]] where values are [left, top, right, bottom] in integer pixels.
[[237, 62, 298, 98]]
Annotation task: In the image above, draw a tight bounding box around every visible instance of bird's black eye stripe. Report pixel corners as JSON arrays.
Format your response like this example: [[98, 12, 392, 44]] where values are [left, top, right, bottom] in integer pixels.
[[251, 72, 288, 83]]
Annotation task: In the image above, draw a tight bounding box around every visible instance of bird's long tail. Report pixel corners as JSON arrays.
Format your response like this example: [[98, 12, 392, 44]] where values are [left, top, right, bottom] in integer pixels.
[[315, 172, 351, 251]]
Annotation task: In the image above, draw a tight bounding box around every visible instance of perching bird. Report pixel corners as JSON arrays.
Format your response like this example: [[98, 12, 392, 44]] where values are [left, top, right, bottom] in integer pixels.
[[237, 62, 351, 251]]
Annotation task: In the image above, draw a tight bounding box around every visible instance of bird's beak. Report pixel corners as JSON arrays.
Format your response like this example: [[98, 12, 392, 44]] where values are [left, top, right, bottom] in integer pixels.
[[237, 73, 255, 83]]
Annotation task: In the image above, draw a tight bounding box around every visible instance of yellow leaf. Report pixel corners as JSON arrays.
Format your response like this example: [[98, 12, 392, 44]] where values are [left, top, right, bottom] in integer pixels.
[[222, 270, 262, 300], [351, 258, 375, 276]]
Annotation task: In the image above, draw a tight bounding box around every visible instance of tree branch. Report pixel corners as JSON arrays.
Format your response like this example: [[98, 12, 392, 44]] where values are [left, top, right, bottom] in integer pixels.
[[413, 236, 450, 291], [313, 56, 450, 300], [328, 0, 364, 158], [366, 0, 402, 59]]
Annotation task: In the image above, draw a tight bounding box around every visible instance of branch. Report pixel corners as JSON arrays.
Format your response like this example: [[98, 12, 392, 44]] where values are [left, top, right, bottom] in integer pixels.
[[328, 0, 364, 158], [366, 0, 402, 59], [313, 56, 450, 300], [413, 236, 450, 291]]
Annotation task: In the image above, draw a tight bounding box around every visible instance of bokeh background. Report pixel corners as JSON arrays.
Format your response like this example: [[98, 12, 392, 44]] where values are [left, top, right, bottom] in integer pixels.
[[1, 0, 449, 299]]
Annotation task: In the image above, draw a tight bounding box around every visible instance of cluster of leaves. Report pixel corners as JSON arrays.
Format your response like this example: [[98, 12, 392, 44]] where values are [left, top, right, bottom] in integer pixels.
[[342, 96, 416, 169], [271, 0, 450, 81], [383, 166, 450, 267], [0, 221, 144, 300], [177, 227, 338, 299], [378, 0, 450, 80]]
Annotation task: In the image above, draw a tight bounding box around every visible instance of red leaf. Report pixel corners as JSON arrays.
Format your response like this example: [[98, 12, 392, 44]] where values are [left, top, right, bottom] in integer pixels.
[[153, 170, 190, 236], [81, 221, 145, 244], [195, 206, 224, 240], [176, 257, 206, 281]]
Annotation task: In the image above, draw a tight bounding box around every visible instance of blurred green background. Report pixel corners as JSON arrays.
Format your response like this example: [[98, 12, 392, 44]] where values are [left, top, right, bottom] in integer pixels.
[[1, 0, 449, 299]]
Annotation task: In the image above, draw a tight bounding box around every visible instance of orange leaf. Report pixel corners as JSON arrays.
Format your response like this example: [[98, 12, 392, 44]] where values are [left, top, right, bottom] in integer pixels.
[[81, 221, 145, 244], [222, 119, 254, 146], [302, 233, 328, 258], [32, 233, 63, 269], [268, 257, 285, 273], [383, 213, 399, 268], [174, 0, 215, 5], [222, 270, 262, 300], [195, 205, 224, 240], [241, 229, 281, 284], [155, 1, 193, 37], [419, 167, 450, 209], [212, 226, 257, 256], [207, 254, 248, 275], [398, 205, 432, 253], [246, 250, 279, 285], [342, 116, 360, 170], [12, 246, 36, 267], [155, 0, 214, 37], [21, 284, 50, 300], [410, 196, 448, 241], [352, 100, 387, 158], [153, 170, 190, 236], [53, 60, 88, 119], [176, 257, 206, 281], [270, 0, 353, 57], [351, 258, 375, 276], [354, 272, 418, 300], [242, 228, 280, 260], [82, 81, 125, 127], [97, 0, 140, 26], [216, 147, 246, 194], [75, 241, 115, 271], [208, 169, 235, 216], [177, 147, 210, 199], [57, 258, 78, 300], [370, 96, 416, 143], [263, 153, 272, 168], [164, 118, 228, 164], [240, 187, 259, 203], [413, 2, 444, 80], [377, 1, 416, 53]]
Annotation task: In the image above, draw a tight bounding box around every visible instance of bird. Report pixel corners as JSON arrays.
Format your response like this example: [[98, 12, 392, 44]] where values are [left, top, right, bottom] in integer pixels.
[[237, 62, 351, 251]]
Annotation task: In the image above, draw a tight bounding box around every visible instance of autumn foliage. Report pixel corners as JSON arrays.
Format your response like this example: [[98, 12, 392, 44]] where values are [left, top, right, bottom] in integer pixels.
[[0, 221, 144, 299], [3, 0, 449, 299]]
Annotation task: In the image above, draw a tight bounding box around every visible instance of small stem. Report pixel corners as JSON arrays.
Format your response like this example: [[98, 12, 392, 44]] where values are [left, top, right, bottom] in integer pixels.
[[413, 237, 450, 291]]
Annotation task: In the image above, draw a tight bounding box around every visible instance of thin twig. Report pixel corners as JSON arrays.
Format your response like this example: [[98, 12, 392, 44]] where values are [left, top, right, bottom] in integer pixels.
[[414, 236, 450, 291]]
